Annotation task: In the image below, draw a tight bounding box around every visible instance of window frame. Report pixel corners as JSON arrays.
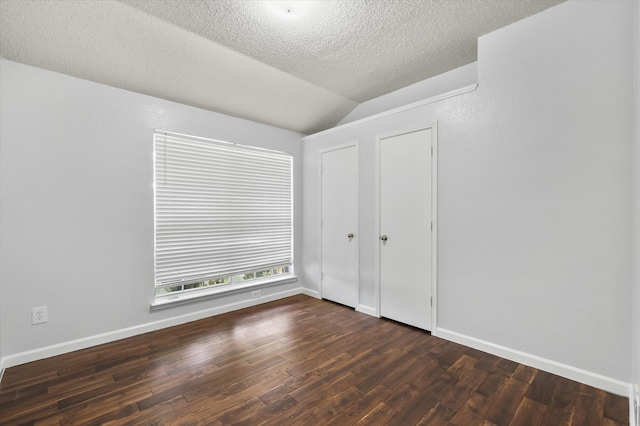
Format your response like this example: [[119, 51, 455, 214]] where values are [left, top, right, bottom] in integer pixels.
[[152, 131, 296, 308]]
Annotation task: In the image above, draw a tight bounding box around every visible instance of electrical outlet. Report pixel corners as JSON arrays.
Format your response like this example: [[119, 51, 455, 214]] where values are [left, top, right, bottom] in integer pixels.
[[32, 306, 48, 325], [251, 290, 261, 298]]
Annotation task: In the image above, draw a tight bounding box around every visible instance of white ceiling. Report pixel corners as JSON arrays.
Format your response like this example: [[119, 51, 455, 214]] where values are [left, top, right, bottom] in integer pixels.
[[0, 0, 564, 134]]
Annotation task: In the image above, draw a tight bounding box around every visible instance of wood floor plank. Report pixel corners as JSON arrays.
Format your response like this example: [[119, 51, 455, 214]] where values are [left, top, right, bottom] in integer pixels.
[[550, 376, 582, 410], [604, 392, 631, 424], [572, 391, 605, 426], [450, 392, 489, 425], [496, 357, 520, 374], [185, 369, 290, 415], [292, 370, 359, 406], [288, 385, 365, 425], [329, 383, 394, 425], [56, 375, 122, 410], [55, 380, 153, 425], [449, 365, 511, 426], [257, 371, 316, 405], [352, 349, 407, 392], [417, 401, 456, 425], [509, 397, 547, 426], [539, 376, 581, 425], [388, 374, 457, 424], [354, 402, 399, 425], [526, 369, 559, 405], [604, 418, 629, 426], [0, 294, 629, 425], [121, 394, 190, 426], [483, 376, 531, 425], [513, 363, 537, 384], [542, 406, 575, 426], [474, 351, 502, 373], [379, 352, 433, 390], [449, 400, 481, 424], [439, 367, 490, 415], [260, 393, 298, 417], [447, 353, 478, 379]]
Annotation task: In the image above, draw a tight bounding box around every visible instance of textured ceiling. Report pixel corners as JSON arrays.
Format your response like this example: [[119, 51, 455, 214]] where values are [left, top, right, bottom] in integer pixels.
[[0, 0, 564, 134]]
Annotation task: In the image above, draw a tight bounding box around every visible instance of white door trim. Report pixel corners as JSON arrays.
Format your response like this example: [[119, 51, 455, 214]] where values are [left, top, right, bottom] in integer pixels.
[[318, 141, 359, 308], [374, 123, 438, 331]]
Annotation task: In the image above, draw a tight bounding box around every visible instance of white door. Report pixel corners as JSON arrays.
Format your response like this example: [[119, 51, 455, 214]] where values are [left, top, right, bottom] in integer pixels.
[[379, 128, 432, 330], [321, 145, 357, 308]]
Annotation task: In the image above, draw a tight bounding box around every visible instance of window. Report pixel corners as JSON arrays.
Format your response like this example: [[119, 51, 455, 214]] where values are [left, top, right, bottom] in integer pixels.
[[153, 131, 293, 303]]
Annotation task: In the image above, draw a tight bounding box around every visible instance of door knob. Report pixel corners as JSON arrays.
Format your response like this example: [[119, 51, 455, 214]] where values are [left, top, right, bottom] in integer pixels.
[[347, 233, 354, 239], [380, 235, 388, 242]]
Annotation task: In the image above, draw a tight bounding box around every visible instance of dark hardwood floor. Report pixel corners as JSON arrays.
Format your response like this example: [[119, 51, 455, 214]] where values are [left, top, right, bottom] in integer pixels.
[[0, 295, 629, 425]]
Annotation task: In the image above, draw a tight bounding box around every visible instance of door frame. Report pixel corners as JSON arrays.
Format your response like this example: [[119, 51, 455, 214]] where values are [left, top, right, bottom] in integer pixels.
[[374, 123, 438, 331], [318, 141, 359, 308]]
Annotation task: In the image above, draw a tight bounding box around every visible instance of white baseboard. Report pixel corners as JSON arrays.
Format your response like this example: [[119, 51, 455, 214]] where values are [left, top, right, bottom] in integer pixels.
[[0, 287, 304, 372], [435, 327, 630, 396], [300, 288, 321, 299], [356, 304, 378, 317]]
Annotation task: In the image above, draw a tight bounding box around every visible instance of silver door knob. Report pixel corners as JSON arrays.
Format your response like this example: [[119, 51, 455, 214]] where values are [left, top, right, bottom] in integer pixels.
[[380, 235, 388, 241], [347, 233, 354, 239]]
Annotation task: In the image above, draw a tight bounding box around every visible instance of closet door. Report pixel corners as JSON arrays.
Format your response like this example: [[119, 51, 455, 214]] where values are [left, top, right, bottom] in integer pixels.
[[321, 144, 357, 307], [379, 128, 432, 330]]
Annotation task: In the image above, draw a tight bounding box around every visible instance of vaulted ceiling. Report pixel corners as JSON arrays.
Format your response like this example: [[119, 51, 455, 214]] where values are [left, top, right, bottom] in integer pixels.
[[0, 0, 564, 134]]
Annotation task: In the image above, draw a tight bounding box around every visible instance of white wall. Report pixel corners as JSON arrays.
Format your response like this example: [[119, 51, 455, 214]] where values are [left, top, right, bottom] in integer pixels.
[[303, 0, 632, 392], [338, 62, 477, 126], [0, 59, 304, 368], [633, 0, 640, 421]]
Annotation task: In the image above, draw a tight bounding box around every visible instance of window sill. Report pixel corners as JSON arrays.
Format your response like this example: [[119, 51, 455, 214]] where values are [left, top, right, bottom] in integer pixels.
[[150, 275, 298, 310]]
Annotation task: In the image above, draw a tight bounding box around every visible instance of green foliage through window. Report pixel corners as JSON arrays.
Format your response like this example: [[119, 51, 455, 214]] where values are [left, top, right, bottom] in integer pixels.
[[154, 266, 290, 297]]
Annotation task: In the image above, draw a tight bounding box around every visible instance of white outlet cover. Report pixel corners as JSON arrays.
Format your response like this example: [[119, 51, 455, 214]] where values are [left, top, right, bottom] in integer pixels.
[[32, 306, 48, 324]]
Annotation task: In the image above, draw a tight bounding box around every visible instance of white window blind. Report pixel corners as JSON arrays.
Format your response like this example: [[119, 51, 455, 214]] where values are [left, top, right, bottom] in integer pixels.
[[154, 132, 293, 289]]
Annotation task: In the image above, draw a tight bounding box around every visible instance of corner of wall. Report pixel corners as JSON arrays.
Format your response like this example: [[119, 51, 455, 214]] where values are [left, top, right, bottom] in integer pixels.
[[300, 287, 320, 299], [0, 60, 5, 385], [632, 0, 640, 423]]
